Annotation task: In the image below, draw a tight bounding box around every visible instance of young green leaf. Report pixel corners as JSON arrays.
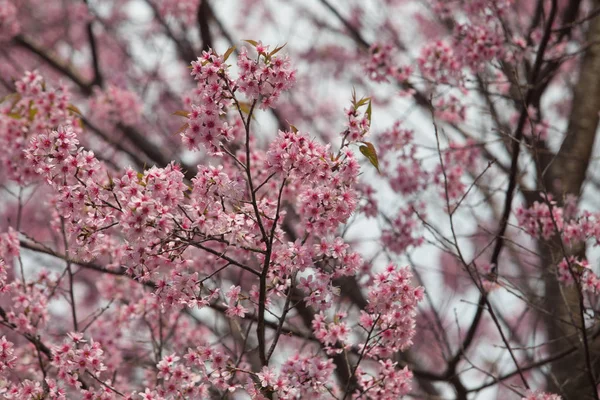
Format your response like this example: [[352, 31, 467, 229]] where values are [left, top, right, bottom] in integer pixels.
[[175, 123, 189, 135], [67, 104, 82, 116], [223, 46, 236, 61], [0, 92, 19, 105], [359, 142, 380, 173], [268, 43, 287, 58], [355, 97, 369, 108], [286, 120, 298, 133], [172, 110, 190, 118], [243, 39, 259, 47], [28, 107, 38, 121]]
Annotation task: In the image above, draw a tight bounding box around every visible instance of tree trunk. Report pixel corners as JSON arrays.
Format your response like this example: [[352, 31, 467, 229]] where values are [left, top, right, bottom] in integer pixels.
[[540, 3, 600, 397]]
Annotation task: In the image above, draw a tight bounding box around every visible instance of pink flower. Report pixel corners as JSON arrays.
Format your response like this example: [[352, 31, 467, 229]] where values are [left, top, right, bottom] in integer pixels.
[[522, 391, 562, 400], [257, 366, 277, 387]]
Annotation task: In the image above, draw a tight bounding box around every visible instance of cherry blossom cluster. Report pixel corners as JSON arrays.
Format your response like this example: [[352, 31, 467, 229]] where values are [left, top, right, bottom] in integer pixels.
[[254, 366, 298, 398], [269, 239, 363, 314], [3, 380, 47, 399], [516, 199, 567, 241], [2, 0, 592, 394], [434, 140, 480, 201], [115, 163, 186, 244], [434, 95, 466, 124], [183, 49, 235, 153], [0, 336, 16, 373], [406, 0, 522, 96], [135, 345, 338, 398], [364, 42, 396, 83], [515, 195, 591, 246], [461, 0, 514, 16], [0, 227, 18, 265], [20, 85, 242, 310], [0, 44, 426, 399], [364, 42, 412, 84], [522, 391, 563, 400], [356, 360, 413, 400], [51, 333, 108, 386], [517, 197, 600, 294], [0, 70, 79, 184], [418, 40, 463, 86], [390, 159, 427, 195], [236, 42, 296, 109], [224, 284, 248, 318], [148, 351, 212, 397], [357, 183, 378, 218], [252, 353, 336, 399], [0, 258, 8, 291], [12, 79, 196, 307], [377, 122, 428, 196], [25, 125, 115, 259], [267, 129, 359, 236], [279, 354, 335, 397], [512, 106, 550, 141], [360, 264, 424, 356], [454, 22, 505, 70], [381, 203, 425, 254], [156, 0, 201, 25], [183, 164, 251, 247], [184, 43, 295, 154], [556, 257, 600, 294], [297, 271, 338, 310], [1, 268, 53, 334], [90, 85, 143, 126], [344, 97, 371, 143], [312, 311, 350, 351]]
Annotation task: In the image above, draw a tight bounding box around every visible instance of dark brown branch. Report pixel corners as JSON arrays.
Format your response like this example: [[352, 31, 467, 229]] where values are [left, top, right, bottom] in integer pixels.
[[0, 306, 90, 390], [13, 34, 195, 179], [468, 328, 600, 394], [13, 35, 93, 95], [143, 0, 196, 63], [443, 1, 559, 391], [490, 0, 558, 275], [83, 0, 103, 87], [197, 0, 213, 52]]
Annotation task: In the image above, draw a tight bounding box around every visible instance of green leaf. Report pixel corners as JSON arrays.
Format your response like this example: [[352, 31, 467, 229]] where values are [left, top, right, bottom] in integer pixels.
[[359, 142, 380, 173], [237, 101, 252, 114], [243, 39, 259, 47], [28, 107, 37, 121], [355, 96, 370, 108], [175, 123, 189, 135], [268, 43, 287, 58], [366, 99, 372, 124], [223, 45, 236, 61], [172, 110, 190, 118], [67, 104, 82, 116], [287, 121, 298, 133], [0, 92, 20, 105]]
